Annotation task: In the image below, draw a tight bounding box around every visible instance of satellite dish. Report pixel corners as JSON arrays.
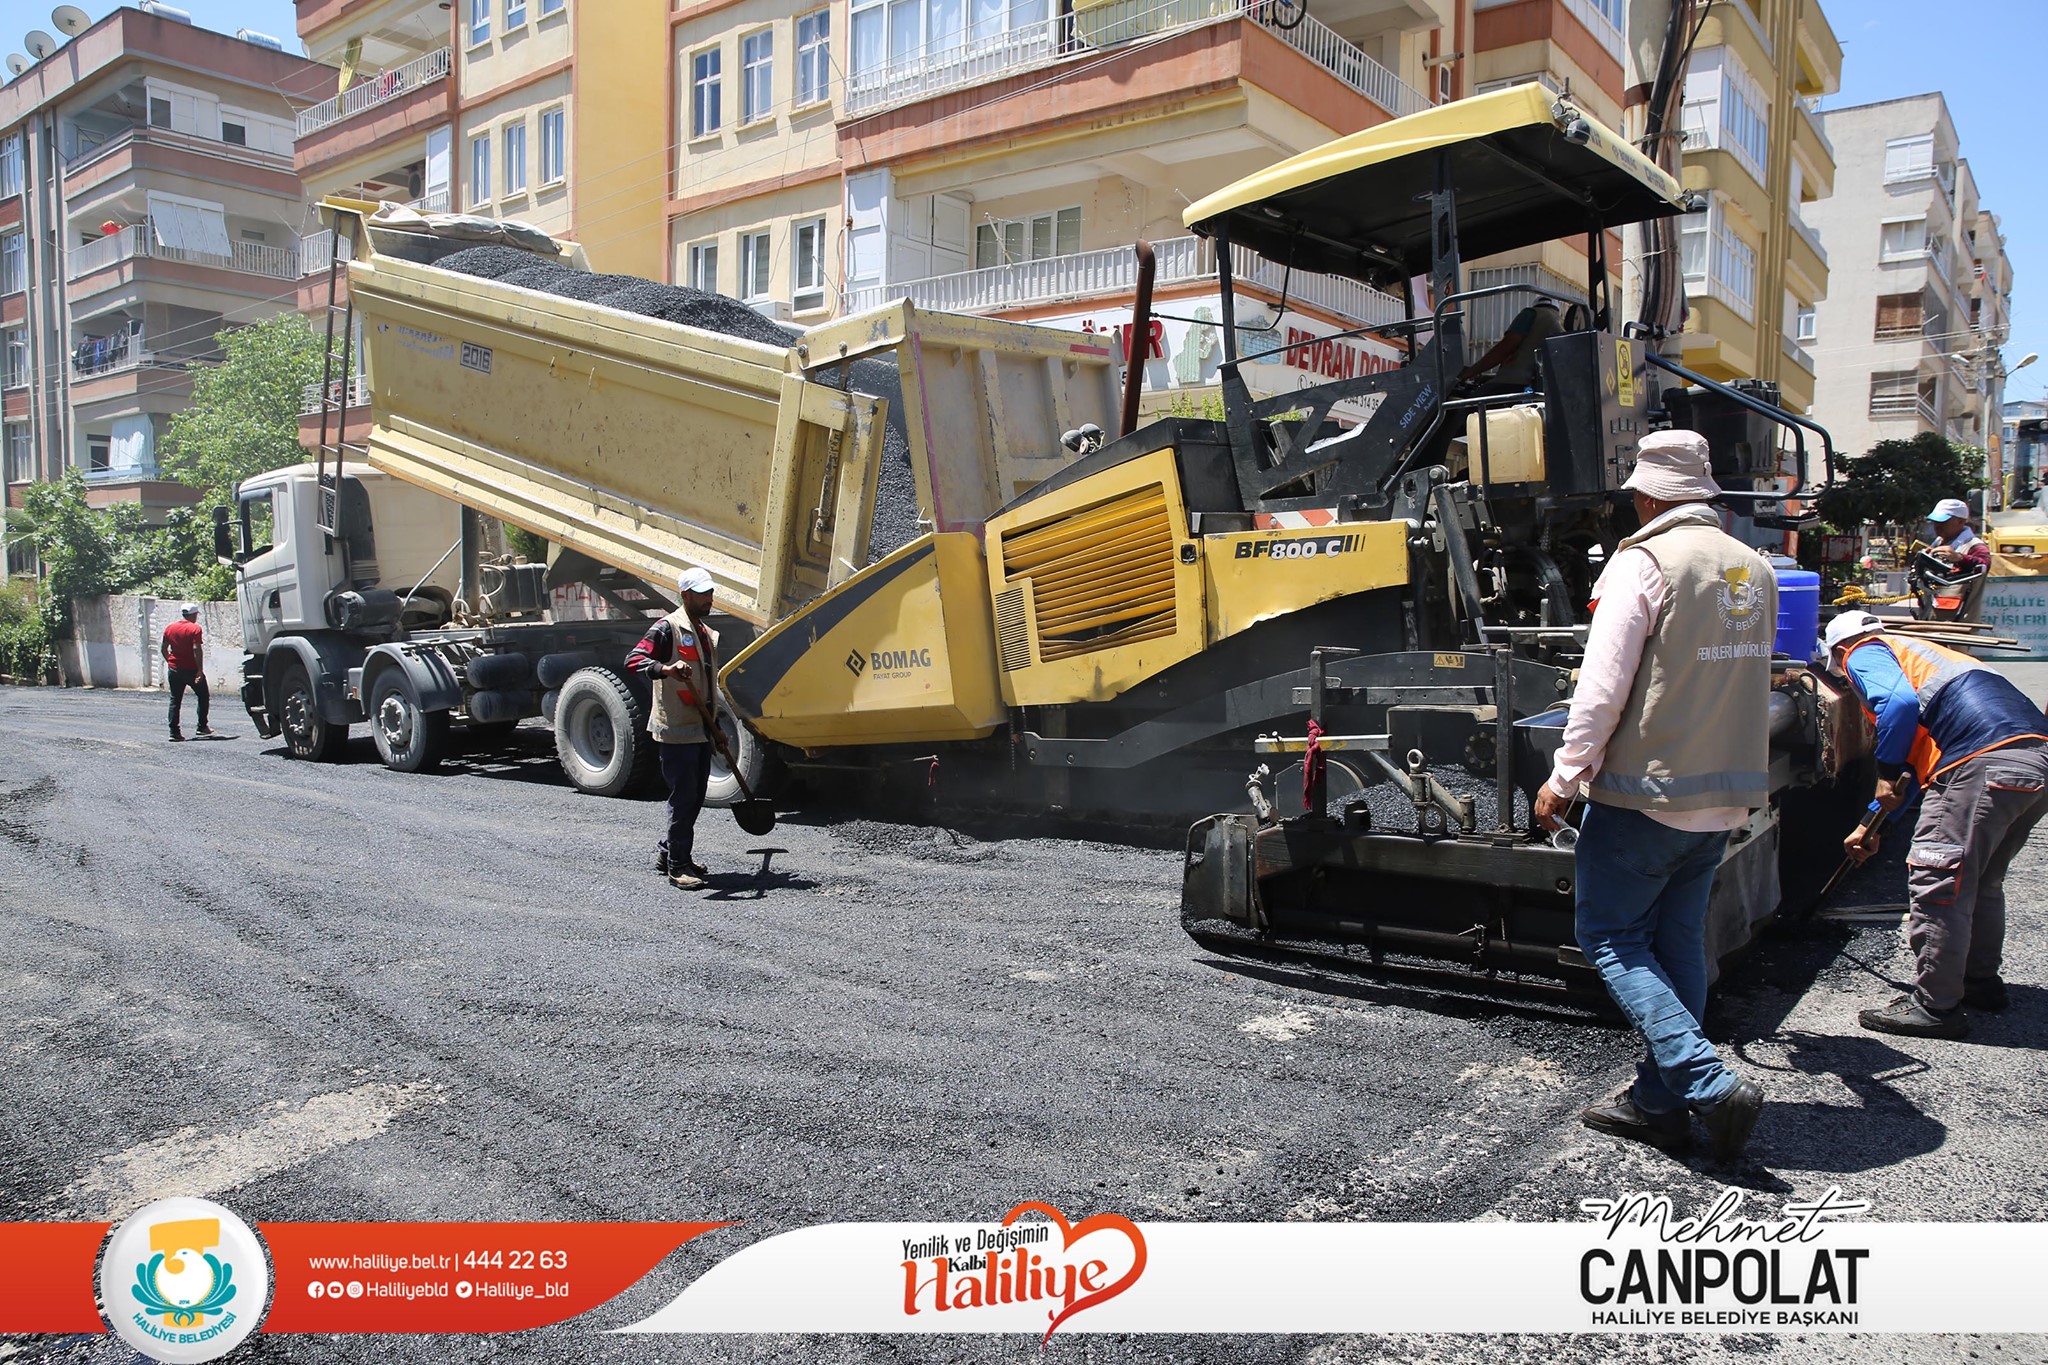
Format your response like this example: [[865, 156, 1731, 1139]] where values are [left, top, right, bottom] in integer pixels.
[[23, 29, 56, 59], [5, 54, 27, 75], [52, 6, 90, 36]]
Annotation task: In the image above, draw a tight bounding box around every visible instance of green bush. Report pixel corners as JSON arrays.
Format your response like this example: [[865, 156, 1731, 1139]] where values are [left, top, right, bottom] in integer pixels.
[[0, 580, 53, 682]]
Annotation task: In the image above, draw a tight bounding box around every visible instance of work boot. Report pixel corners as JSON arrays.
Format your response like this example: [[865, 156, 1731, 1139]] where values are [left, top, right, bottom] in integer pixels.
[[668, 870, 707, 890], [169, 732, 185, 742], [1963, 977, 2010, 1012], [196, 725, 215, 736], [1695, 1078, 1764, 1163], [656, 849, 669, 876], [1857, 993, 1968, 1040], [678, 859, 708, 878], [1581, 1088, 1690, 1151]]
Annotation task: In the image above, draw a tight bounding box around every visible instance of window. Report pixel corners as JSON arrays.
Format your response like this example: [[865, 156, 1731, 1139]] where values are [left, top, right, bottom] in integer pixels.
[[793, 217, 826, 311], [691, 48, 723, 137], [0, 231, 22, 294], [1720, 62, 1768, 177], [850, 0, 1044, 80], [2, 328, 26, 389], [470, 134, 492, 206], [1796, 306, 1816, 343], [88, 435, 110, 473], [973, 206, 1079, 267], [0, 133, 20, 198], [740, 229, 772, 300], [1875, 293, 1925, 340], [507, 0, 527, 28], [1712, 220, 1757, 315], [540, 0, 564, 12], [220, 119, 247, 146], [1474, 73, 1560, 98], [469, 0, 490, 45], [1880, 218, 1927, 263], [4, 422, 29, 483], [239, 228, 267, 242], [740, 30, 774, 123], [503, 121, 527, 195], [1884, 134, 1934, 184], [149, 96, 171, 127], [797, 9, 831, 105], [1870, 370, 1930, 419], [1679, 198, 1755, 320], [540, 108, 565, 184], [688, 241, 718, 293]]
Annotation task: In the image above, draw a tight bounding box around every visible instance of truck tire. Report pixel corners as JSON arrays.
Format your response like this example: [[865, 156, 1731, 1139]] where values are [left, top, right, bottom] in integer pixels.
[[277, 660, 347, 762], [370, 669, 451, 773], [553, 667, 652, 798], [706, 710, 782, 806]]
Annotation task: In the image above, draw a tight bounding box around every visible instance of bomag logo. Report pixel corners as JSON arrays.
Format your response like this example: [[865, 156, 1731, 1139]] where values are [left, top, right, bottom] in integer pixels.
[[854, 647, 935, 681], [1235, 534, 1368, 561]]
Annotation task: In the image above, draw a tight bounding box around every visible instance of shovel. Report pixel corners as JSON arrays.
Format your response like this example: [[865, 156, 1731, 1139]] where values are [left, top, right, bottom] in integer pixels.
[[1808, 799, 1885, 913], [697, 698, 776, 836]]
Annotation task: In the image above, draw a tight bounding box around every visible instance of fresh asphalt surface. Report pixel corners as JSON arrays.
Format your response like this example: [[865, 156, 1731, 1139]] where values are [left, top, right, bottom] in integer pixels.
[[4, 684, 2047, 1365]]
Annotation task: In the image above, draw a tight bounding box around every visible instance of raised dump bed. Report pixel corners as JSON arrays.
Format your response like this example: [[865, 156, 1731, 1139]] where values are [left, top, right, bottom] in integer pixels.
[[335, 201, 1121, 626]]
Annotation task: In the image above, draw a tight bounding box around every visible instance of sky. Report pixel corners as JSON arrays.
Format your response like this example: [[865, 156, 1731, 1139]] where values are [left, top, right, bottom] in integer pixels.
[[3, 0, 2044, 402]]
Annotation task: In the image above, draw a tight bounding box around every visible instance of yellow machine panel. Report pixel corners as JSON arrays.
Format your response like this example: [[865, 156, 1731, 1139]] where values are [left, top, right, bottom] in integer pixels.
[[1203, 522, 1410, 642], [719, 533, 1005, 747], [984, 449, 1205, 708]]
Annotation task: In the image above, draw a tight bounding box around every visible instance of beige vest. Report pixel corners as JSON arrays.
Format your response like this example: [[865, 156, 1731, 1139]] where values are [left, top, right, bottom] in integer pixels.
[[1588, 510, 1776, 812], [647, 610, 714, 744]]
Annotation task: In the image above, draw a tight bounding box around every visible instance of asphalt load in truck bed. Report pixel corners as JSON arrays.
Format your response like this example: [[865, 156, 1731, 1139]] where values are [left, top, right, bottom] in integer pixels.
[[436, 246, 923, 562]]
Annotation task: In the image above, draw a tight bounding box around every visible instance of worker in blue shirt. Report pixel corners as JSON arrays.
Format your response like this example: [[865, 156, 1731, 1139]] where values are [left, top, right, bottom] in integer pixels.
[[1824, 611, 2048, 1038]]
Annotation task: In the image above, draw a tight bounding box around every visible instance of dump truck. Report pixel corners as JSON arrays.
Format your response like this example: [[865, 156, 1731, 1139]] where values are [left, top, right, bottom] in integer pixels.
[[222, 206, 1119, 799]]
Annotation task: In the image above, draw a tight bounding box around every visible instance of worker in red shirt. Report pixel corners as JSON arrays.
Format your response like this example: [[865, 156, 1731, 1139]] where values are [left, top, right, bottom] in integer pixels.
[[161, 603, 212, 741]]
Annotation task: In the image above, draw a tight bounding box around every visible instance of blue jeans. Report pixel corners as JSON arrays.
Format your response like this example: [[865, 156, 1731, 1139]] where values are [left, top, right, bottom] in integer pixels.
[[1574, 803, 1737, 1114]]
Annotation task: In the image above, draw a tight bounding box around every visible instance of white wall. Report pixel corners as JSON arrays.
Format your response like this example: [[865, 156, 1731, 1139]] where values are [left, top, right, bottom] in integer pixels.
[[59, 595, 241, 691]]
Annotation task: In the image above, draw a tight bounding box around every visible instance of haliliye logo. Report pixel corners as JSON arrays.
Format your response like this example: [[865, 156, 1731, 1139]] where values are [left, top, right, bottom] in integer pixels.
[[99, 1197, 271, 1363], [900, 1200, 1148, 1343]]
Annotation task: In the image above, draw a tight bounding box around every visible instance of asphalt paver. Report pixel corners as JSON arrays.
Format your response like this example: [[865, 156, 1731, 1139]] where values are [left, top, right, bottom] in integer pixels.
[[3, 685, 2044, 1363]]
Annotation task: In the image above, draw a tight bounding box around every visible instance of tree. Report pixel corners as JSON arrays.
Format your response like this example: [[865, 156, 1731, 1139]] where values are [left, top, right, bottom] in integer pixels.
[[1815, 432, 1987, 537], [159, 313, 324, 503]]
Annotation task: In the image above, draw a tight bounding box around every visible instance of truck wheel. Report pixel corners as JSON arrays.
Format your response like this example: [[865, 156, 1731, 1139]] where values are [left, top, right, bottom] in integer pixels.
[[370, 670, 451, 773], [554, 667, 652, 797], [277, 660, 346, 762], [706, 711, 781, 806]]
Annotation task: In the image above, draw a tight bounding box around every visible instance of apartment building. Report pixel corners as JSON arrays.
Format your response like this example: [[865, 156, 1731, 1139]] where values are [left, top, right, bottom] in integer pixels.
[[292, 0, 666, 448], [668, 0, 1480, 411], [1672, 0, 1838, 417], [0, 7, 324, 577], [1806, 93, 2013, 462]]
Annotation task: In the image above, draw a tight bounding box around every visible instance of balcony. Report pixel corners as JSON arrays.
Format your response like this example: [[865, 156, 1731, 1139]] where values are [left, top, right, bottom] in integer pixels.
[[66, 223, 302, 284], [1870, 392, 1937, 424], [843, 0, 1426, 120], [298, 48, 453, 137], [71, 331, 224, 379], [300, 372, 370, 416], [841, 233, 1404, 331]]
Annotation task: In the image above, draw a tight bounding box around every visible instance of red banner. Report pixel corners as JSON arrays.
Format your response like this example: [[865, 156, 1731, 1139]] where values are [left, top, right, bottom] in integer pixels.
[[0, 1222, 111, 1333], [261, 1222, 727, 1332]]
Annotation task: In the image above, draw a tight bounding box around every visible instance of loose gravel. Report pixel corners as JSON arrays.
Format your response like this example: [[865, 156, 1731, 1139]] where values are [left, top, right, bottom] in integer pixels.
[[436, 248, 922, 562]]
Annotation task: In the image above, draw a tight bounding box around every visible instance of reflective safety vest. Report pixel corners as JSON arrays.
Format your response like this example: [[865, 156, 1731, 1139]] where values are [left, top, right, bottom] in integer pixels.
[[1844, 632, 2047, 782]]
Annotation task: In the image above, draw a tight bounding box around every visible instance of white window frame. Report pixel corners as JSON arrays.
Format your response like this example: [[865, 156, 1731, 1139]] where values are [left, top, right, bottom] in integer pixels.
[[1796, 306, 1817, 343], [539, 107, 566, 185], [1879, 216, 1927, 264], [470, 133, 492, 206], [741, 29, 774, 125], [1719, 58, 1768, 181], [469, 0, 491, 45], [739, 229, 773, 301], [0, 133, 21, 199], [793, 216, 827, 312], [502, 121, 527, 196], [1, 329, 26, 390], [691, 46, 723, 138], [973, 205, 1080, 267], [3, 421, 30, 484], [0, 230, 23, 295], [506, 0, 528, 29], [796, 9, 831, 106], [850, 0, 1045, 81], [1678, 196, 1756, 322], [688, 240, 719, 293], [1884, 134, 1935, 185]]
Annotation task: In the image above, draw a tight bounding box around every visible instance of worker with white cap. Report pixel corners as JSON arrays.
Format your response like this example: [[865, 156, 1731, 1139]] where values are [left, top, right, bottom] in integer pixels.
[[1532, 428, 1772, 1160], [1923, 497, 1989, 573], [624, 566, 733, 890], [1823, 609, 2048, 1037], [161, 602, 212, 741]]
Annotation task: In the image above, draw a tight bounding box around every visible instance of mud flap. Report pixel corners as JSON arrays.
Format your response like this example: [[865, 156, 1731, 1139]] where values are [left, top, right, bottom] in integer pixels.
[[1181, 813, 1262, 936]]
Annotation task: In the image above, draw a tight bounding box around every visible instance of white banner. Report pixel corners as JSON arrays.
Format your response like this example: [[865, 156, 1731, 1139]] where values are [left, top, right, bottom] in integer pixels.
[[623, 1191, 2048, 1337]]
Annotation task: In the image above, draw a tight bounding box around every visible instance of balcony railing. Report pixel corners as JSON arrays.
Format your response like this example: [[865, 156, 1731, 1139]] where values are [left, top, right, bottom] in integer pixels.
[[297, 47, 453, 137], [83, 462, 165, 483], [843, 0, 1426, 119], [71, 332, 223, 379], [66, 222, 301, 283], [1870, 392, 1938, 424], [301, 373, 369, 416], [842, 233, 1404, 332], [1789, 213, 1827, 269]]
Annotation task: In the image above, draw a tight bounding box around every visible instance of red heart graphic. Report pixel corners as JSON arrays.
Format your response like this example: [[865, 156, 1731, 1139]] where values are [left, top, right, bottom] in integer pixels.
[[1002, 1200, 1148, 1343]]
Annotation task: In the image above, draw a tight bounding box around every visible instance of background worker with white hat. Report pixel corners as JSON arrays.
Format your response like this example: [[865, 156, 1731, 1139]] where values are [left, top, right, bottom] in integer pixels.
[[1532, 428, 1773, 1161], [624, 567, 733, 890], [160, 602, 212, 742], [1922, 497, 1990, 573], [1824, 610, 2048, 1038]]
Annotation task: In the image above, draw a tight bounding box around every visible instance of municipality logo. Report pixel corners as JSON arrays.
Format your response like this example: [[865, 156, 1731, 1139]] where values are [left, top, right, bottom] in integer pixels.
[[101, 1197, 270, 1363], [1716, 565, 1765, 631]]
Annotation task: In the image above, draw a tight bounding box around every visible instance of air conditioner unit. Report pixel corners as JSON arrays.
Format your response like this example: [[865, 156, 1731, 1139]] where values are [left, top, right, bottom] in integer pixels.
[[750, 298, 794, 321]]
